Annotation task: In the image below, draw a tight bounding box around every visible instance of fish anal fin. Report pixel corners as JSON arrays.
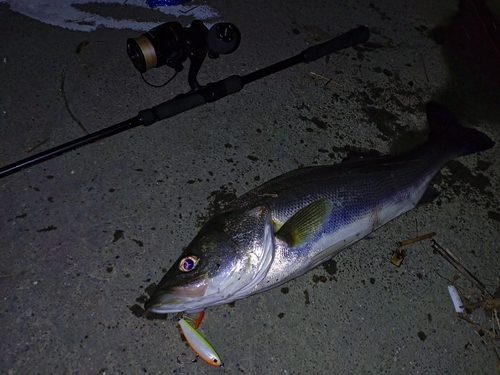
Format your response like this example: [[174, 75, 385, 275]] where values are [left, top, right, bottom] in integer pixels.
[[417, 186, 440, 207], [276, 198, 332, 247]]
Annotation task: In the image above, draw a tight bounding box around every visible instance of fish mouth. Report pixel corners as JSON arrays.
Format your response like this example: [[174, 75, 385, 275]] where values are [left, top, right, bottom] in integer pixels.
[[144, 275, 209, 314]]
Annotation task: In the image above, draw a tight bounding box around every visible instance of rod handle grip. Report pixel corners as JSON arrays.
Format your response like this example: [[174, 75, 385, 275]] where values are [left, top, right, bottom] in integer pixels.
[[139, 75, 244, 125]]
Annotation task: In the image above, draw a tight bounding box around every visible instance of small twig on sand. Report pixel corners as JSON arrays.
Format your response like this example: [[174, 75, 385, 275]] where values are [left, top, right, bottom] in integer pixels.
[[400, 232, 436, 246], [462, 299, 500, 311], [456, 313, 500, 342], [26, 138, 49, 153], [429, 239, 492, 299], [309, 71, 341, 87]]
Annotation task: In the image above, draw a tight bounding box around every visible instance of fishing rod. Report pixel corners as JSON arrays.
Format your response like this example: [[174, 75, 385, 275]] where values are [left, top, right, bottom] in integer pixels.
[[0, 22, 369, 179]]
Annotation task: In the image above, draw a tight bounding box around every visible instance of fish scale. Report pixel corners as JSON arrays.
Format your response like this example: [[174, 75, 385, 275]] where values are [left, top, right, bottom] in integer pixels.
[[243, 163, 433, 291]]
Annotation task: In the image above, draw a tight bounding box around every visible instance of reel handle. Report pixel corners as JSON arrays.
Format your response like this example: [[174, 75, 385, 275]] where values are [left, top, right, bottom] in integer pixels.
[[207, 23, 241, 56]]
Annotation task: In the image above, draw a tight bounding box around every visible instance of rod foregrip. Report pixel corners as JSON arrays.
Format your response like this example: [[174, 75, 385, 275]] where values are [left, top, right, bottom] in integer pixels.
[[139, 75, 244, 126], [302, 26, 370, 62], [139, 94, 206, 126]]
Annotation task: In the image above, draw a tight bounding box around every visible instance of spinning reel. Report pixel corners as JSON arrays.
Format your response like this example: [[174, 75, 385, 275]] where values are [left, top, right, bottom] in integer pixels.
[[127, 20, 241, 90]]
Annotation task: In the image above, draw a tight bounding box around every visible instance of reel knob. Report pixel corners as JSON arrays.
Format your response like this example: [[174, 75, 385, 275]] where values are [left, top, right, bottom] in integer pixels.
[[207, 23, 241, 55]]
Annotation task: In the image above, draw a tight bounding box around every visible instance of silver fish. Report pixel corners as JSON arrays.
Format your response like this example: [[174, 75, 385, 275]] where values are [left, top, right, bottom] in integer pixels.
[[145, 101, 494, 314]]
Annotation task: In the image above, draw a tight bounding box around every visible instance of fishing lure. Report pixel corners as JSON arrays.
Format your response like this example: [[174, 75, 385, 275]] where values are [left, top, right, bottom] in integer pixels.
[[178, 318, 223, 367]]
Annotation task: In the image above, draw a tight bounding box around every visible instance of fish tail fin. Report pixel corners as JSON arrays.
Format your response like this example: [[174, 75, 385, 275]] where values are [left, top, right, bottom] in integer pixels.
[[426, 101, 495, 157]]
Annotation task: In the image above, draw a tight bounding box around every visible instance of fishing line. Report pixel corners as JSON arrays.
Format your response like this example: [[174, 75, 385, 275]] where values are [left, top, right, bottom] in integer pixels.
[[140, 71, 178, 88]]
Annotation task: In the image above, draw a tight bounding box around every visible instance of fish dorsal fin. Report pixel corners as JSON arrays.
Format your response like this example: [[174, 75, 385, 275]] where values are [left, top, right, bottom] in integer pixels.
[[276, 198, 332, 247]]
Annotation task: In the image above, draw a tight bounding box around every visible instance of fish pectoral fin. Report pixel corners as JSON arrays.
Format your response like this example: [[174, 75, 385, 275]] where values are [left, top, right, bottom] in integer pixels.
[[276, 198, 332, 247]]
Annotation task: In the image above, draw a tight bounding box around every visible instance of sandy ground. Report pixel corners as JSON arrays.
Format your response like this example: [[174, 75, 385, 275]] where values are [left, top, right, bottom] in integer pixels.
[[1, 0, 499, 374]]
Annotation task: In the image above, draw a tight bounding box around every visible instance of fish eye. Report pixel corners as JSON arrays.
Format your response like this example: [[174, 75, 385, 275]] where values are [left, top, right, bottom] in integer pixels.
[[178, 255, 199, 272]]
